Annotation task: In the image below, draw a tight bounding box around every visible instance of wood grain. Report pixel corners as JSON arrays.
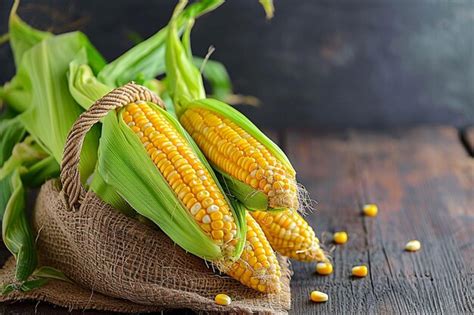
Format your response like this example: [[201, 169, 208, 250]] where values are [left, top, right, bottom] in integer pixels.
[[286, 126, 473, 314]]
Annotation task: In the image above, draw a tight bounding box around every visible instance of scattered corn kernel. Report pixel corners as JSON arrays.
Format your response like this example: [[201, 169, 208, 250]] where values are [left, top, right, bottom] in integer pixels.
[[316, 262, 333, 275], [310, 290, 328, 303], [333, 231, 348, 244], [363, 204, 378, 217], [352, 265, 368, 277], [215, 293, 232, 306], [405, 240, 421, 252]]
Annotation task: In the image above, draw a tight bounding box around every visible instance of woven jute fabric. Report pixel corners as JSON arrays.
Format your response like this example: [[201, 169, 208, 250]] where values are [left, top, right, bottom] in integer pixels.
[[0, 180, 292, 314]]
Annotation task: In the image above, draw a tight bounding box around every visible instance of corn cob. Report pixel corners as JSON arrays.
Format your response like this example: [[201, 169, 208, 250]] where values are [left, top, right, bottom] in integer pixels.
[[121, 102, 238, 248], [250, 209, 326, 262], [165, 1, 301, 212], [180, 107, 299, 211], [97, 97, 245, 262], [224, 211, 281, 293]]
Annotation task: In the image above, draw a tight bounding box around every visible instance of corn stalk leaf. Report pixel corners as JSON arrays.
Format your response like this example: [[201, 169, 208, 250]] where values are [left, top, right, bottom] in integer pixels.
[[193, 57, 233, 102], [21, 156, 59, 188], [259, 0, 274, 19], [16, 32, 102, 182], [8, 0, 52, 67], [68, 49, 112, 110], [1, 169, 37, 281], [32, 266, 73, 284], [166, 2, 206, 112], [98, 0, 224, 87], [0, 116, 25, 167]]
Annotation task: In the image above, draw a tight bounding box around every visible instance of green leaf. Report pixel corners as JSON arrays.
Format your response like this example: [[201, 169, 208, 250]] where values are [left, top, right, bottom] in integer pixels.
[[0, 116, 25, 167], [33, 266, 73, 284], [19, 278, 49, 292], [259, 0, 275, 19], [16, 32, 101, 182], [89, 170, 134, 216], [165, 1, 206, 113], [8, 0, 52, 67], [193, 57, 233, 102], [98, 0, 223, 87], [21, 156, 60, 188], [2, 169, 37, 281], [218, 171, 268, 211], [68, 49, 112, 110], [1, 283, 16, 295]]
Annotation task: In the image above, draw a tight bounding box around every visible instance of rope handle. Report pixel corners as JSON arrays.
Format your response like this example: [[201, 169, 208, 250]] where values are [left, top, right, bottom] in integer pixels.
[[60, 82, 164, 210]]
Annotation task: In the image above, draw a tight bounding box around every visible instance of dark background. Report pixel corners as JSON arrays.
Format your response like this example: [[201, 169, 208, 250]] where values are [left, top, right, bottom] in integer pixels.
[[1, 0, 473, 129]]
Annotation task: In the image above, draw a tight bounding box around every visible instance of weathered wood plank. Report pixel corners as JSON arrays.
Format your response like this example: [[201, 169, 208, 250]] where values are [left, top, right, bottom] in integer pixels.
[[286, 126, 473, 314]]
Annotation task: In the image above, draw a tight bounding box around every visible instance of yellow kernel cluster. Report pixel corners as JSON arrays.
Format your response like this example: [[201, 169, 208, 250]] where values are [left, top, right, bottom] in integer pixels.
[[352, 265, 368, 277], [363, 204, 378, 217], [180, 108, 299, 210], [316, 262, 333, 275], [333, 231, 348, 244], [225, 213, 281, 293], [405, 240, 421, 252], [310, 290, 328, 302], [122, 103, 237, 251], [214, 293, 232, 306], [250, 210, 325, 262]]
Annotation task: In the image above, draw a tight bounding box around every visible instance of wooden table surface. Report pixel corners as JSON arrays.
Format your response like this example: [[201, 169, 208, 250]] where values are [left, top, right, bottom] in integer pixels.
[[1, 126, 473, 314]]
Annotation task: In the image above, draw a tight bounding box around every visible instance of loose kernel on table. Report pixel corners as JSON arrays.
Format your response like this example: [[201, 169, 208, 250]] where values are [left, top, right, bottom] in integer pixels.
[[352, 265, 368, 277], [310, 290, 329, 303], [363, 204, 378, 217], [215, 293, 232, 306], [333, 231, 348, 244], [405, 240, 421, 252], [316, 262, 333, 275]]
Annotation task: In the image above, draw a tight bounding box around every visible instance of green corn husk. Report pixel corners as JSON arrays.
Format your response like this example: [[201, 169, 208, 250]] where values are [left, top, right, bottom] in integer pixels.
[[0, 116, 26, 168], [2, 3, 105, 183], [165, 1, 295, 211], [96, 101, 246, 262], [1, 169, 36, 281], [259, 0, 275, 19]]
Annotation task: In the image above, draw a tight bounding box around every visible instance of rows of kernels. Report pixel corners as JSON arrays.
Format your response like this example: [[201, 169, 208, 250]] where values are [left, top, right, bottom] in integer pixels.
[[224, 213, 281, 293], [250, 210, 325, 262], [122, 103, 238, 250], [180, 108, 299, 210]]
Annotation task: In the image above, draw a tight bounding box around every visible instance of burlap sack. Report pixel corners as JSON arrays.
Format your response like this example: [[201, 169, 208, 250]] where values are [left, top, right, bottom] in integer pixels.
[[0, 83, 292, 314]]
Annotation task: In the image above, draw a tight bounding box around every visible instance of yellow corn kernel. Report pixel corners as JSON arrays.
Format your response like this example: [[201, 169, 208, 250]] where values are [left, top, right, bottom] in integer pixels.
[[316, 262, 333, 275], [224, 213, 281, 293], [180, 108, 299, 210], [250, 210, 326, 262], [352, 265, 368, 277], [214, 293, 232, 306], [122, 103, 237, 252], [405, 240, 421, 252], [333, 231, 348, 244], [363, 204, 378, 217], [310, 290, 328, 302]]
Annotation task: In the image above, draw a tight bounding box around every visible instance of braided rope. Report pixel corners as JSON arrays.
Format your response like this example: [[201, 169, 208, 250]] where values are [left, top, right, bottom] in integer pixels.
[[60, 82, 163, 210]]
